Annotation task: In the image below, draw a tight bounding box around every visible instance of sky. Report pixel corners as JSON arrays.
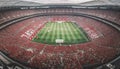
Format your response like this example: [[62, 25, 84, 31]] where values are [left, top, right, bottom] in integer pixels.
[[22, 0, 93, 4]]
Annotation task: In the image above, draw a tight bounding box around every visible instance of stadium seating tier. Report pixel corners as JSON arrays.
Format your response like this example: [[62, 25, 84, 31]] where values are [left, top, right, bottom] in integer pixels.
[[0, 9, 120, 69]]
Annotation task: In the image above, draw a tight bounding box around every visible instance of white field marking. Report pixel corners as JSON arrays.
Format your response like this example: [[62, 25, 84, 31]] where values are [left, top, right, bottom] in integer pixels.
[[56, 39, 64, 43], [56, 21, 64, 23]]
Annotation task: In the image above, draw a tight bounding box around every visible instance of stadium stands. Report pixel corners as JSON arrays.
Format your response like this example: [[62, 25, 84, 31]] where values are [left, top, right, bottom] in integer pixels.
[[0, 3, 120, 68], [0, 12, 120, 69]]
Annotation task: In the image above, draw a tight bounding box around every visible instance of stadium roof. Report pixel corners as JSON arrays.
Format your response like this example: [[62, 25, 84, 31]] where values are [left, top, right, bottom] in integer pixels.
[[22, 0, 93, 4], [0, 0, 120, 7]]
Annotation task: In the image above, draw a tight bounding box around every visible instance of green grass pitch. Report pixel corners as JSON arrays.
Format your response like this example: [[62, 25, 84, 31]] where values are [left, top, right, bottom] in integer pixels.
[[32, 22, 89, 45]]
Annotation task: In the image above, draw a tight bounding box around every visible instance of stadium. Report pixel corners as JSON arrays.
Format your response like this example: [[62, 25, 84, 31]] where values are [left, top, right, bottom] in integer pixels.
[[0, 0, 120, 69]]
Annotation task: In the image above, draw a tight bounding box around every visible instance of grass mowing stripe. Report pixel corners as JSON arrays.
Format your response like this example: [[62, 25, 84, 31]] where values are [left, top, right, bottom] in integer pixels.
[[59, 23, 62, 39], [71, 23, 82, 40], [33, 23, 49, 42], [69, 23, 81, 43], [79, 29, 89, 41], [61, 22, 66, 42], [56, 22, 59, 39], [76, 26, 89, 41], [54, 23, 58, 42], [36, 23, 48, 37], [63, 22, 71, 44], [45, 23, 54, 44], [52, 23, 58, 43], [61, 23, 65, 40], [58, 23, 61, 39], [73, 23, 89, 41], [70, 23, 88, 43], [37, 23, 46, 42], [51, 23, 56, 43], [70, 23, 80, 39], [66, 22, 75, 43], [50, 23, 55, 43], [40, 23, 51, 43]]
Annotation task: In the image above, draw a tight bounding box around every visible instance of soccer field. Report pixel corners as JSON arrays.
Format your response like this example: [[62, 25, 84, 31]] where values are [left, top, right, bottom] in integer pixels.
[[32, 22, 89, 45]]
